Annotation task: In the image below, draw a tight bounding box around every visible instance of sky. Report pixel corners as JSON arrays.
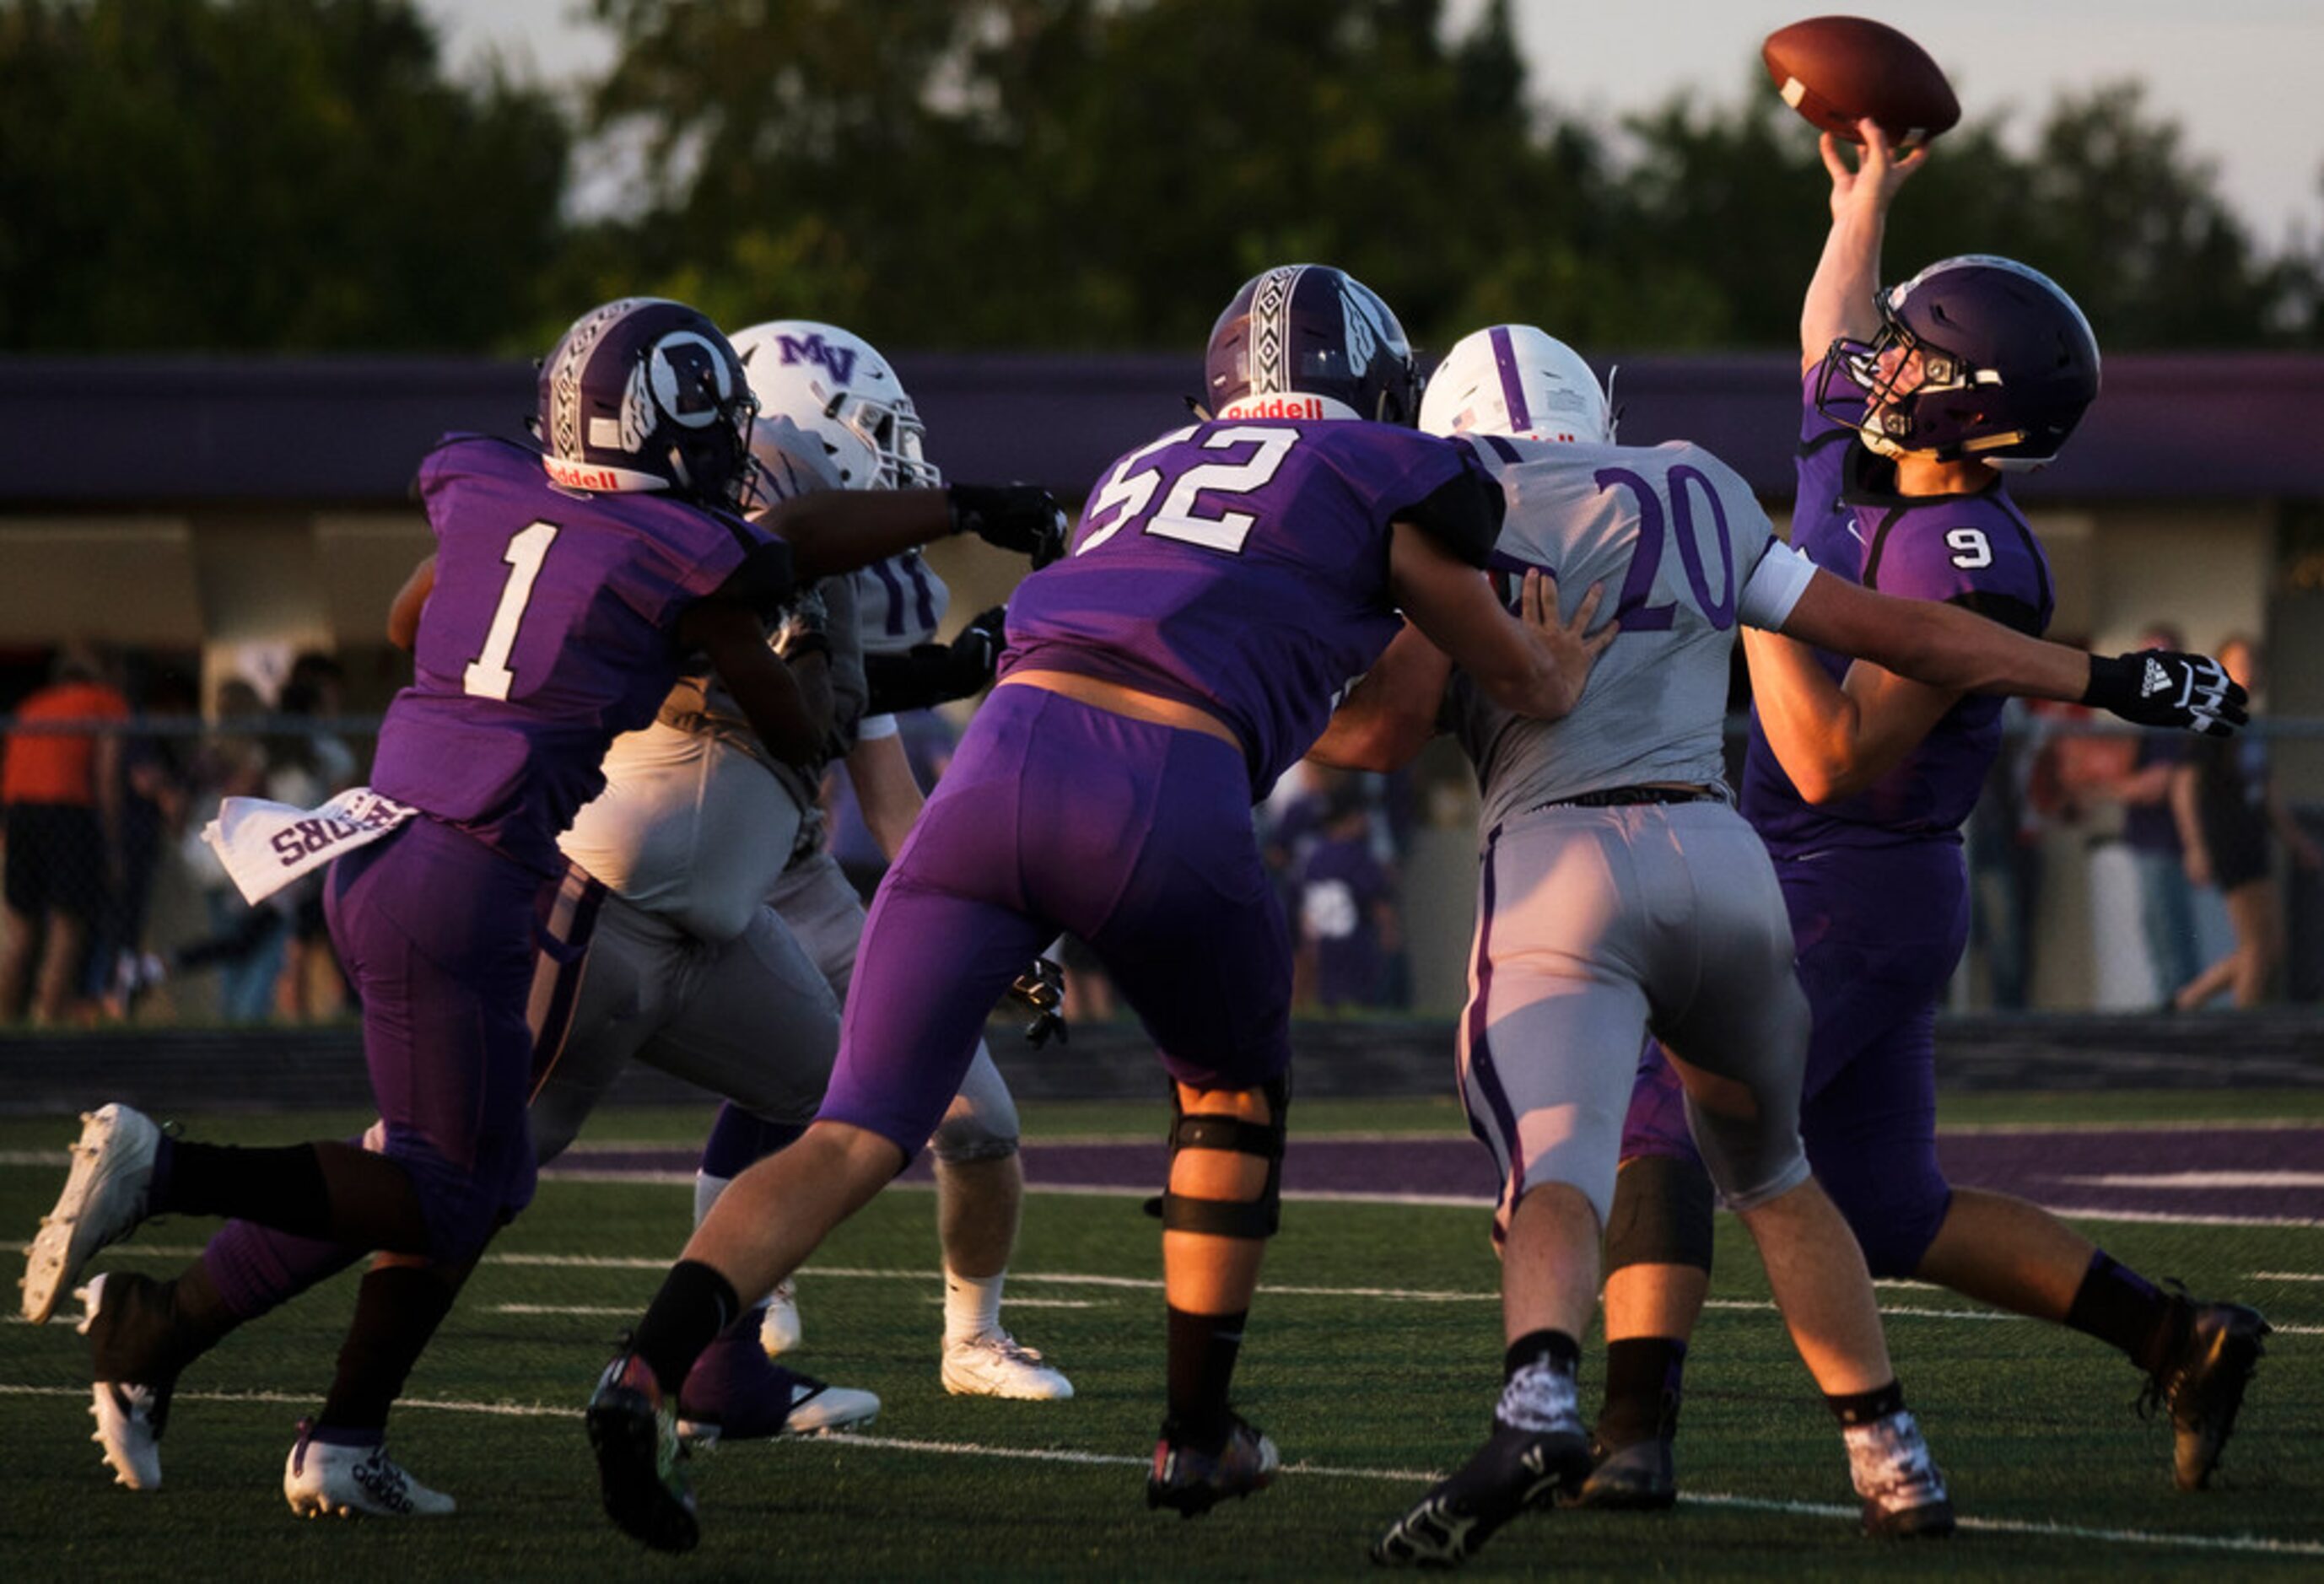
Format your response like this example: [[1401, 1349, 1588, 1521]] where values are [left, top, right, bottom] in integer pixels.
[[428, 0, 2324, 245]]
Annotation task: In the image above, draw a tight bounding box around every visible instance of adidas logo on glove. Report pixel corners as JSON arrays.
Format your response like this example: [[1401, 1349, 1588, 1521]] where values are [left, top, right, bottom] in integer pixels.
[[2142, 657, 2173, 698]]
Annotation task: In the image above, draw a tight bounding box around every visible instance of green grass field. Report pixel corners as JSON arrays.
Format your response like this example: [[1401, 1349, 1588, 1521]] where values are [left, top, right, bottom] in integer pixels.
[[2, 1095, 2318, 1578]]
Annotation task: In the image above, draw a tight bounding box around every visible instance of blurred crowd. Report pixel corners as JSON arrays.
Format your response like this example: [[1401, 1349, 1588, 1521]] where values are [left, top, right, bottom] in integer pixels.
[[0, 644, 367, 1027], [1965, 628, 2321, 1013], [4, 631, 2317, 1030]]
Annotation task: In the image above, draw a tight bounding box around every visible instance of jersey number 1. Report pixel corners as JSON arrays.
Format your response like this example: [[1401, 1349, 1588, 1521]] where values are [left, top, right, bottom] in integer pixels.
[[462, 520, 559, 700]]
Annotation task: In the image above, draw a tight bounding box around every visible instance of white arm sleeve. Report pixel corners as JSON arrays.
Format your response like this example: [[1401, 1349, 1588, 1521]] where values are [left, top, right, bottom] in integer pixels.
[[1738, 539, 1818, 632], [855, 712, 901, 741]]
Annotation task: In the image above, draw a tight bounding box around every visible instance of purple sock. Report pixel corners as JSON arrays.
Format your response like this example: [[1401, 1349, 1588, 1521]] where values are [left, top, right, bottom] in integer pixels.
[[699, 1104, 806, 1180], [201, 1221, 363, 1321]]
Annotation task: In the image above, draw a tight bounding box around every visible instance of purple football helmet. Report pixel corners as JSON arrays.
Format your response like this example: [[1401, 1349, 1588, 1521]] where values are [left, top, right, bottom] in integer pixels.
[[1814, 255, 2100, 469], [1204, 264, 1421, 425], [537, 297, 759, 508]]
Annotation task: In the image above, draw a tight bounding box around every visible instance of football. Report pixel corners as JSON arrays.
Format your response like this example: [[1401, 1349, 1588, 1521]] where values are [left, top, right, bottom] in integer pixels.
[[1761, 16, 1960, 152]]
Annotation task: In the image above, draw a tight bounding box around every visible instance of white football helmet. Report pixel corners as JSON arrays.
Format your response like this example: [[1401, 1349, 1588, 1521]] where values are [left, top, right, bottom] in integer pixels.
[[728, 320, 941, 491], [1420, 325, 1615, 445]]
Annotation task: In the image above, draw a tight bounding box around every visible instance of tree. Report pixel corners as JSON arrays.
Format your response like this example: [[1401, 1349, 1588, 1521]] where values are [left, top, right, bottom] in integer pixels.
[[0, 0, 571, 351]]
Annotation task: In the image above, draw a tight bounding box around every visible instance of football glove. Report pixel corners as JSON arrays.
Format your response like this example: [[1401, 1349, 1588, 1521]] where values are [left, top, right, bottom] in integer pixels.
[[768, 584, 832, 664], [862, 606, 1008, 714], [2083, 650, 2248, 737], [948, 484, 1069, 568], [1006, 956, 1068, 1048]]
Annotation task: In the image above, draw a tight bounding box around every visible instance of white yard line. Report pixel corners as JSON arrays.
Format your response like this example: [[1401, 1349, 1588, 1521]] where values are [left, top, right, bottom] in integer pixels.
[[0, 1382, 2311, 1559], [36, 1248, 2316, 1331]]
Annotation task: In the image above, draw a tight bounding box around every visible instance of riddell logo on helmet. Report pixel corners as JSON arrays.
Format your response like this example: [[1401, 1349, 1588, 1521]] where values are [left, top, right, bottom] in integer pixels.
[[544, 456, 627, 491], [1221, 394, 1329, 420]]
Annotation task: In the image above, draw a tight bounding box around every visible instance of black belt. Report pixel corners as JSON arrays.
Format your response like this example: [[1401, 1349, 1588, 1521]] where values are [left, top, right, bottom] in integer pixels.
[[1539, 784, 1725, 811]]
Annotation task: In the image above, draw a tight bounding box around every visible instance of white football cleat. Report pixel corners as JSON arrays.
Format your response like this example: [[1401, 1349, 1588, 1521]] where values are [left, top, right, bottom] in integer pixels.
[[283, 1420, 456, 1517], [24, 1105, 161, 1324], [941, 1330, 1075, 1401], [758, 1278, 802, 1358], [79, 1275, 168, 1490]]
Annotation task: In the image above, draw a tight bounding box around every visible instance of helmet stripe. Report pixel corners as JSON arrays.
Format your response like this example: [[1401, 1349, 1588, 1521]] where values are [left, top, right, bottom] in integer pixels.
[[1251, 264, 1306, 396], [1488, 326, 1534, 434]]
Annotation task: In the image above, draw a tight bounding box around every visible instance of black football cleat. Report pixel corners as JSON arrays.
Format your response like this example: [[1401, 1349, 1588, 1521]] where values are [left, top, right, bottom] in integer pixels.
[[1372, 1423, 1591, 1567], [587, 1350, 698, 1554], [1568, 1432, 1677, 1511], [2143, 1299, 2271, 1491], [1146, 1413, 1278, 1517]]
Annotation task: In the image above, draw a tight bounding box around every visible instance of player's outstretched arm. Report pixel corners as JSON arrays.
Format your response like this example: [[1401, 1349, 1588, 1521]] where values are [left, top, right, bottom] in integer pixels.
[[1308, 622, 1453, 772], [677, 596, 831, 767], [1800, 119, 1925, 373], [1766, 571, 2240, 747], [1388, 522, 1614, 723], [767, 486, 1065, 582]]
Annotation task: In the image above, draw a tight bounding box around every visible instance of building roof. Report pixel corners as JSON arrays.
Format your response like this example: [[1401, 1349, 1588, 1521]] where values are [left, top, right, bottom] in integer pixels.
[[4, 351, 2321, 507]]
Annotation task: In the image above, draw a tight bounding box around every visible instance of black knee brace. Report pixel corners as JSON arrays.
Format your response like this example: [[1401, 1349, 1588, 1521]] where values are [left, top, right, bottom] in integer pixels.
[[1150, 1076, 1291, 1239], [1603, 1153, 1716, 1275]]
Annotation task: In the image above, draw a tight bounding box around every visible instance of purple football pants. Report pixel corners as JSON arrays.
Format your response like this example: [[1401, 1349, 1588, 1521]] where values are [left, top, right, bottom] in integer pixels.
[[200, 818, 599, 1317], [817, 685, 1292, 1156], [1621, 840, 1971, 1276]]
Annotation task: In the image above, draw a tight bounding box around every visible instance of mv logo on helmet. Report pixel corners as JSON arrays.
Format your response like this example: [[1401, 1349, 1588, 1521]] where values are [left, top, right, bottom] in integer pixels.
[[774, 331, 860, 387], [620, 330, 736, 451]]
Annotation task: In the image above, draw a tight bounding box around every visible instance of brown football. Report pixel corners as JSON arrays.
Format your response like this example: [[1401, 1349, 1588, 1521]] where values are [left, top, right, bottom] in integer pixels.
[[1762, 16, 1960, 152]]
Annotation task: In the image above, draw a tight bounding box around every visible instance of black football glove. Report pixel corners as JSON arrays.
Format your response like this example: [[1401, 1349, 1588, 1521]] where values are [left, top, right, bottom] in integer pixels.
[[1005, 956, 1068, 1048], [862, 606, 1008, 714], [768, 583, 832, 664], [2083, 650, 2248, 737], [948, 484, 1069, 568]]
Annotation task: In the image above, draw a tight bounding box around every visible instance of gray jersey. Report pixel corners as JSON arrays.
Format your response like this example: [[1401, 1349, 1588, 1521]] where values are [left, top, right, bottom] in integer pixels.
[[1442, 437, 1814, 828]]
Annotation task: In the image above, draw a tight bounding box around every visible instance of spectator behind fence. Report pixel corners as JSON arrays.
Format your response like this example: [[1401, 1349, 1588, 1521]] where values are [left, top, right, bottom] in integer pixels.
[[170, 677, 292, 1021], [1296, 779, 1399, 1011], [2108, 623, 2203, 1005], [92, 665, 197, 1018], [272, 652, 359, 1020], [1, 645, 129, 1024], [2173, 636, 2322, 1009]]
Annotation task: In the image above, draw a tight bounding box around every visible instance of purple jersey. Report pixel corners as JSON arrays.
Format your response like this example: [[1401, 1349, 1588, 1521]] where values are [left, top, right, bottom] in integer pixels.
[[1741, 374, 2054, 855], [1000, 419, 1489, 795], [370, 434, 789, 875]]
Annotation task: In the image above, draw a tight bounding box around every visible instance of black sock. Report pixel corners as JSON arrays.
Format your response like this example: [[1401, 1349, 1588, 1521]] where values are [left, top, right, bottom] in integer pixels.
[[154, 1141, 332, 1232], [1164, 1305, 1247, 1448], [318, 1262, 472, 1433], [1825, 1379, 1906, 1428], [1596, 1337, 1685, 1447], [632, 1260, 740, 1394], [2064, 1251, 2183, 1374], [1503, 1328, 1581, 1381]]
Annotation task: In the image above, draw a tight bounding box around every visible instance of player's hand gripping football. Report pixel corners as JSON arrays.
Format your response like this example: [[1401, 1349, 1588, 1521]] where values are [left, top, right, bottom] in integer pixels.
[[1824, 118, 1926, 229], [2082, 649, 2249, 737], [1522, 571, 1618, 718], [949, 485, 1070, 568]]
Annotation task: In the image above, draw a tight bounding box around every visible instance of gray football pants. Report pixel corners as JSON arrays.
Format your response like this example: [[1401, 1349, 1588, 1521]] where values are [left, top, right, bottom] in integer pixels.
[[528, 850, 1019, 1165], [1456, 800, 1812, 1232]]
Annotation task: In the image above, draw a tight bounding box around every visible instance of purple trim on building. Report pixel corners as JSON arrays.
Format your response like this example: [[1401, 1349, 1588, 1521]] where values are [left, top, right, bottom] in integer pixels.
[[1488, 326, 1534, 434], [3, 352, 2322, 508]]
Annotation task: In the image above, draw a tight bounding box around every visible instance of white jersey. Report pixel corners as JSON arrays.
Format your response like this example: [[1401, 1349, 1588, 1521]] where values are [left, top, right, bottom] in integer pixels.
[[1442, 436, 1814, 830]]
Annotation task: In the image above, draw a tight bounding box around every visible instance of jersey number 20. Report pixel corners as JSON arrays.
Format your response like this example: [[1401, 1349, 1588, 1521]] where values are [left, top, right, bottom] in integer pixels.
[[1595, 466, 1736, 633]]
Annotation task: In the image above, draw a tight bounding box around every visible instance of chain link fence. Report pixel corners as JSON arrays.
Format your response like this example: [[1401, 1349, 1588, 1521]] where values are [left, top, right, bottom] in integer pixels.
[[3, 712, 2321, 1026]]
